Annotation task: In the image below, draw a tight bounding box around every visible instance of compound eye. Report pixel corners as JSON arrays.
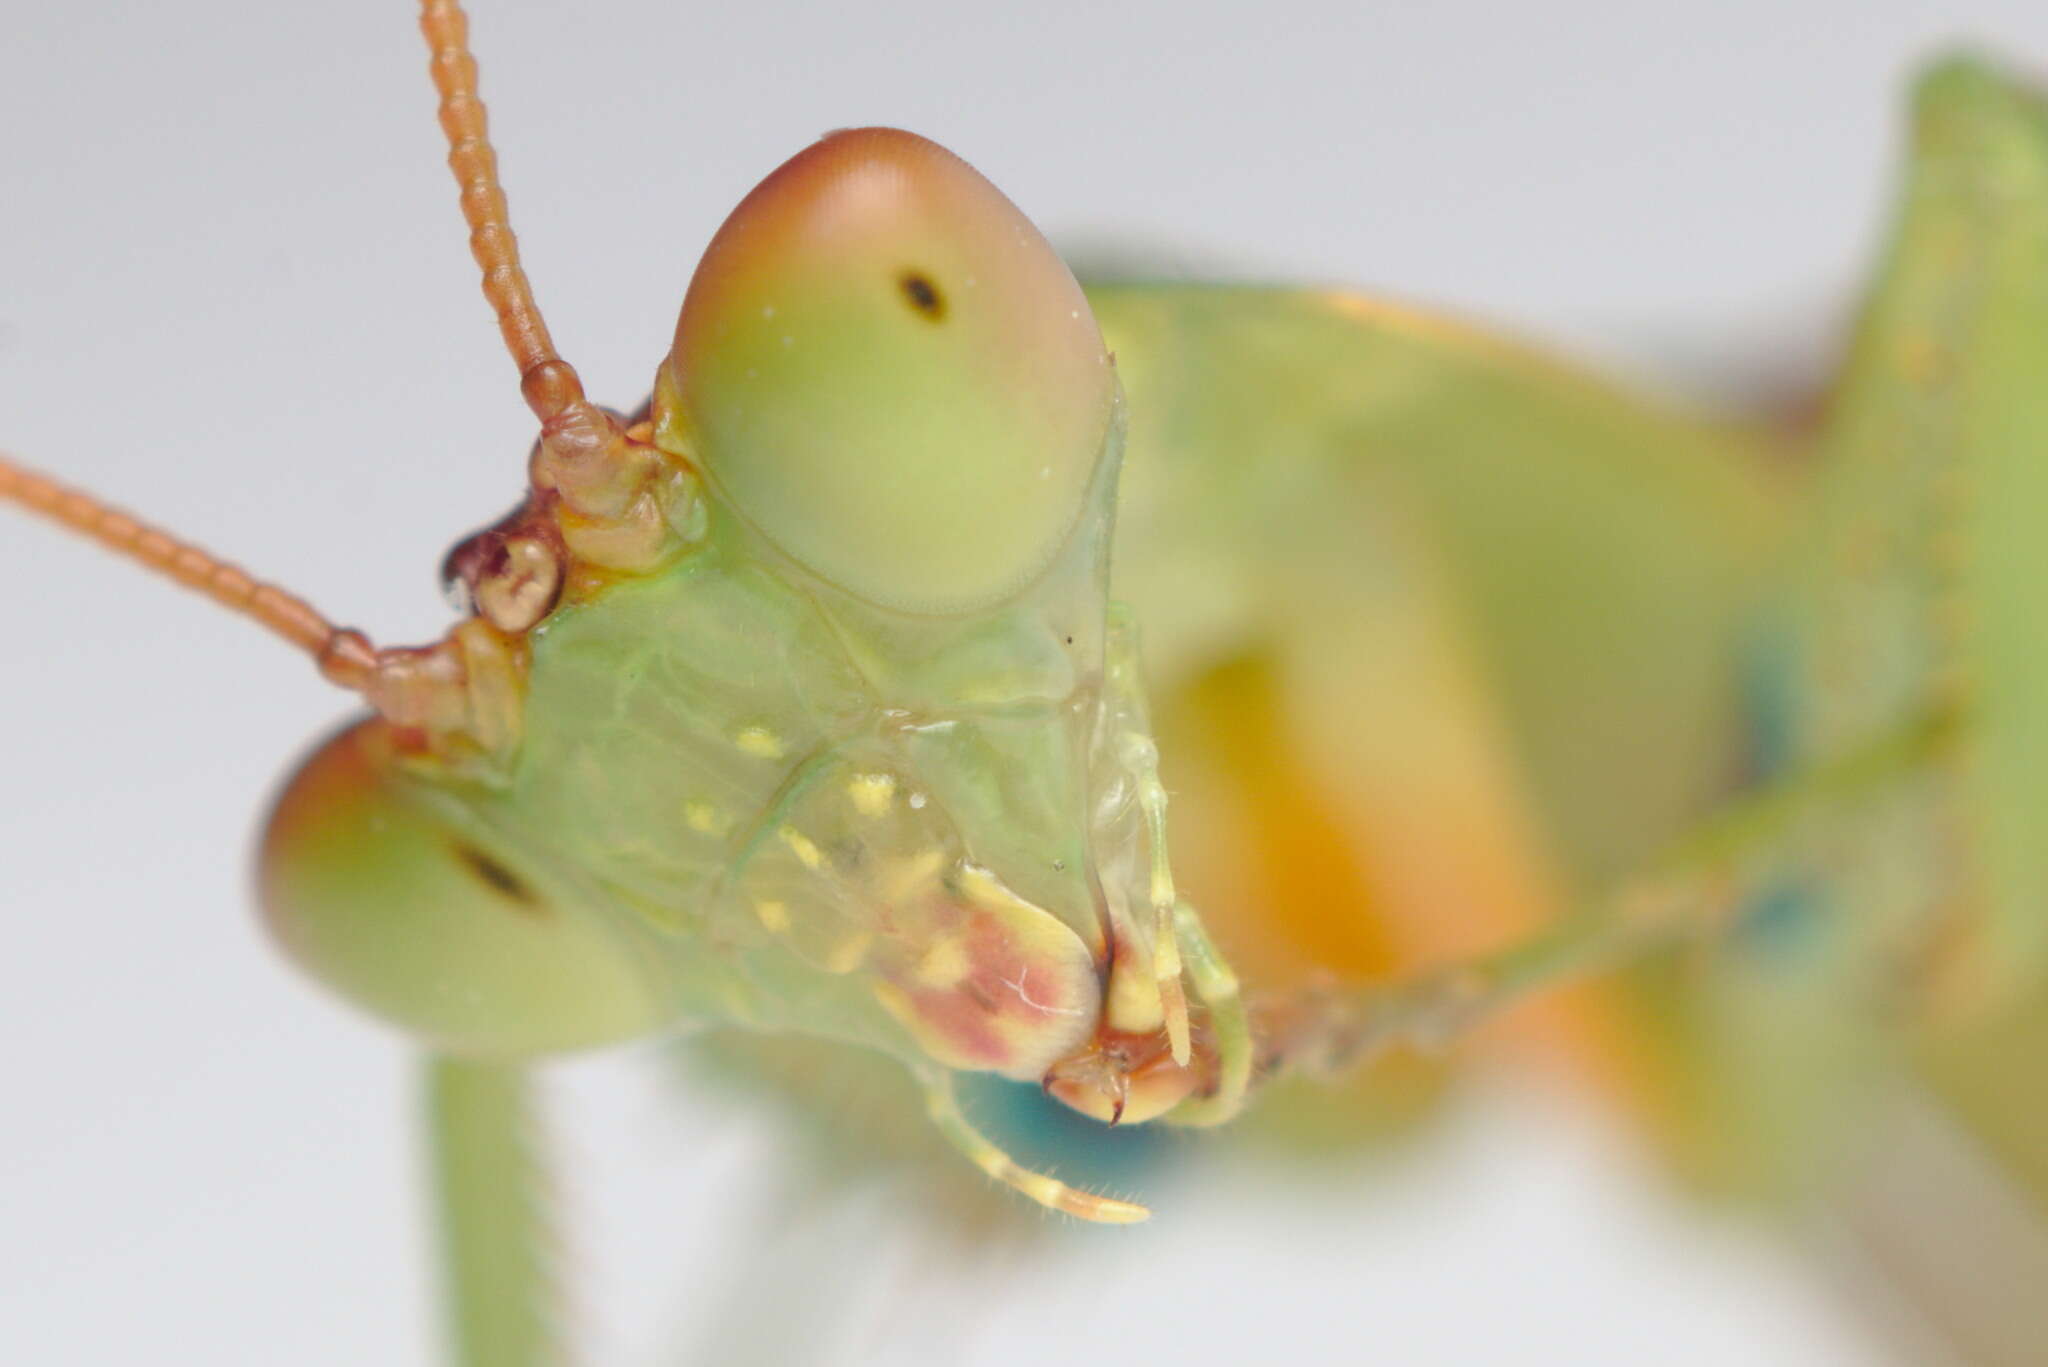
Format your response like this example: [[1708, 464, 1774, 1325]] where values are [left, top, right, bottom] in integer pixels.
[[258, 722, 668, 1056], [657, 128, 1115, 614]]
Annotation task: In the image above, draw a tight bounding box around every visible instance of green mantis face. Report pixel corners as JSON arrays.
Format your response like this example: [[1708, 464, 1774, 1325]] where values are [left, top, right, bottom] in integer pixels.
[[255, 129, 1230, 1174]]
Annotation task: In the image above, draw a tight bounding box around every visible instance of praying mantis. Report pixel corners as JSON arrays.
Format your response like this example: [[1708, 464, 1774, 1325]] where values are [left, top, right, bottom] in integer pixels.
[[5, 3, 2047, 1366]]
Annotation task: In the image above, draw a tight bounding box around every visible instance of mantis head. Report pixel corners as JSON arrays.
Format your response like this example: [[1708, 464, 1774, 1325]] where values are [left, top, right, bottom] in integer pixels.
[[2, 38, 1246, 1219]]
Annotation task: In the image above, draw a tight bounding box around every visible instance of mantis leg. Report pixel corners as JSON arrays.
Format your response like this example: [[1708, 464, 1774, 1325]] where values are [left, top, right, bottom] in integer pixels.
[[424, 1056, 565, 1367], [1103, 603, 1194, 1066], [1161, 900, 1253, 1128], [1101, 607, 1254, 1120], [915, 1066, 1150, 1224]]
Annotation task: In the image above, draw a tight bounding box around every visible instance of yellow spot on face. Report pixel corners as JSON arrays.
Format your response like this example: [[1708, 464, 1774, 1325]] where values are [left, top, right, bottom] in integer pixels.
[[957, 863, 1032, 916], [879, 851, 946, 904], [1105, 951, 1166, 1034], [735, 726, 784, 759], [754, 900, 791, 934], [913, 933, 973, 989], [847, 772, 896, 818], [872, 980, 916, 1029], [685, 800, 729, 836], [823, 930, 872, 975], [779, 826, 825, 870]]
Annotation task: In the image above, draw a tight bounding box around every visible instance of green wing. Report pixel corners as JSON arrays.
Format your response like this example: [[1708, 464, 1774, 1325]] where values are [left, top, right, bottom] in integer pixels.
[[1086, 283, 1787, 947]]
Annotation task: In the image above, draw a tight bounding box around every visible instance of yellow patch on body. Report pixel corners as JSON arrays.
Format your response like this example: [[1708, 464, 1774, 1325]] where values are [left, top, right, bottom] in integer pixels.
[[734, 725, 784, 759], [847, 772, 896, 818], [778, 826, 825, 870], [684, 800, 730, 836]]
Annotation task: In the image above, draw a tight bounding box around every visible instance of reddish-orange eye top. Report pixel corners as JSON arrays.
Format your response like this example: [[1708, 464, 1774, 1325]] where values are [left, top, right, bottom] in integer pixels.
[[655, 128, 1117, 614]]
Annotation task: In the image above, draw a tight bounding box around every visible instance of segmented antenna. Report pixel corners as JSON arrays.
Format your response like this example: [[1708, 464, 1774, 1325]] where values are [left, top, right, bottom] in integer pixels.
[[1, 7, 636, 737], [419, 0, 624, 462], [0, 453, 376, 688]]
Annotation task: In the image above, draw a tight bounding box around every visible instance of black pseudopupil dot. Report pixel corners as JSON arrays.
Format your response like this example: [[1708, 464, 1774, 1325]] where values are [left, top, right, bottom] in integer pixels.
[[454, 843, 541, 909], [898, 271, 944, 320]]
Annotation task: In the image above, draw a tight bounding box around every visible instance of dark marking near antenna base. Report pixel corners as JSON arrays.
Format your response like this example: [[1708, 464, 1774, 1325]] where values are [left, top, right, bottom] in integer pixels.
[[898, 271, 946, 321], [454, 842, 544, 912]]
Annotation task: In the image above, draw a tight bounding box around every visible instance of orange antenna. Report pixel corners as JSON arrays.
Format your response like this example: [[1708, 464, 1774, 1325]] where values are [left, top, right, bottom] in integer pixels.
[[0, 7, 582, 744], [419, 0, 621, 455], [0, 453, 377, 688]]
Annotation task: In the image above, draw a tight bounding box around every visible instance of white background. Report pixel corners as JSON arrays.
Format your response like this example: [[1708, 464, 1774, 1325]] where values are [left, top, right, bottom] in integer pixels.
[[4, 2, 2043, 1362]]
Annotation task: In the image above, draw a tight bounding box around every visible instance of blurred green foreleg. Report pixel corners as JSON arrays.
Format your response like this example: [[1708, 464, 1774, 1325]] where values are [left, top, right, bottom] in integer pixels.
[[425, 1056, 564, 1367]]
